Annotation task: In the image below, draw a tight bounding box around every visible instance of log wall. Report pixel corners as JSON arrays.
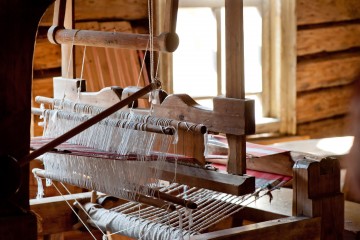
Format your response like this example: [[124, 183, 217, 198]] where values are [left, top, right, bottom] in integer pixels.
[[32, 0, 148, 137], [33, 1, 360, 138], [296, 0, 360, 138]]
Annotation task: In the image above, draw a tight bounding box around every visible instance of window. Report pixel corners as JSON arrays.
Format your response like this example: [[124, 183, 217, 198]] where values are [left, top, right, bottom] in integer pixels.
[[158, 0, 296, 135]]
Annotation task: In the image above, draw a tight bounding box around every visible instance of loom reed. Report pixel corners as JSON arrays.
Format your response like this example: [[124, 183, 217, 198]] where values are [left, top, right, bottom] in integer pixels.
[[23, 81, 159, 166]]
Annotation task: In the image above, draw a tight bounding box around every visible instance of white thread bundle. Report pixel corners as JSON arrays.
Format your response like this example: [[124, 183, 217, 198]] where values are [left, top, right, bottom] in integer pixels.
[[41, 108, 175, 200], [79, 182, 285, 239], [86, 203, 189, 240]]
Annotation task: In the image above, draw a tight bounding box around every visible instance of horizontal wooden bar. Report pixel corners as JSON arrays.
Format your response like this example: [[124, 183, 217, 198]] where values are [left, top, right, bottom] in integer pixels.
[[152, 162, 255, 196], [297, 0, 360, 26], [296, 84, 353, 123], [297, 52, 360, 92], [153, 94, 255, 135], [30, 192, 94, 235], [48, 28, 179, 52], [297, 23, 360, 56], [190, 216, 321, 240], [297, 115, 351, 139]]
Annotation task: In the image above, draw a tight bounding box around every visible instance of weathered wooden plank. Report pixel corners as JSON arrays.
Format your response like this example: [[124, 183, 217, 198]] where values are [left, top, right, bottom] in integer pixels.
[[191, 216, 321, 240], [225, 0, 246, 175], [297, 23, 360, 56], [279, 0, 297, 135], [30, 192, 93, 236], [293, 157, 344, 240], [34, 41, 61, 70], [39, 2, 55, 26], [297, 115, 351, 139], [75, 0, 147, 21], [297, 52, 360, 92], [40, 0, 148, 26], [297, 85, 353, 123], [74, 21, 146, 92], [32, 78, 53, 107], [297, 0, 360, 26]]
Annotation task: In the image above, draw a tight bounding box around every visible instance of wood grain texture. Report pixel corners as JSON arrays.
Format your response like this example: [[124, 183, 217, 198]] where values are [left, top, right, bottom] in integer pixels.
[[292, 157, 344, 240], [224, 0, 247, 175], [297, 115, 351, 139], [153, 94, 254, 135], [30, 192, 93, 236], [279, 0, 297, 135], [41, 0, 148, 26], [155, 162, 255, 196], [297, 52, 360, 92], [298, 23, 360, 56], [74, 21, 147, 92], [191, 216, 321, 240], [34, 39, 61, 70], [297, 0, 360, 25], [75, 0, 148, 21], [296, 84, 354, 123]]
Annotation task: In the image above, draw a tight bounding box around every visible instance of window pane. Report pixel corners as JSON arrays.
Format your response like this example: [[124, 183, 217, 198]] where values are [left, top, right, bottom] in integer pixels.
[[243, 6, 263, 94], [173, 5, 263, 118], [173, 8, 217, 97]]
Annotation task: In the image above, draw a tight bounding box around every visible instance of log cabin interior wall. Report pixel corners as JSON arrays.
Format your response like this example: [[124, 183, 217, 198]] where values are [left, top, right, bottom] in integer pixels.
[[33, 0, 360, 141], [296, 0, 360, 139], [32, 0, 149, 137]]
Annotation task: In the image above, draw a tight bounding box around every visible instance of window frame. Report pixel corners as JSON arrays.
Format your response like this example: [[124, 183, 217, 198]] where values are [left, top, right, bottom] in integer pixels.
[[156, 0, 296, 135]]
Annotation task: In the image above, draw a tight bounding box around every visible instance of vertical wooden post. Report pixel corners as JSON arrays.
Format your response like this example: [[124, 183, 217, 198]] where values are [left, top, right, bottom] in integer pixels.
[[0, 0, 54, 239], [225, 0, 246, 175], [293, 157, 344, 239], [61, 0, 75, 78]]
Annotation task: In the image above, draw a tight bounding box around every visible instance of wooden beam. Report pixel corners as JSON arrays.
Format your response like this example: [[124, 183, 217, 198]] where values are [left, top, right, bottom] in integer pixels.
[[153, 94, 255, 135], [297, 0, 360, 26], [34, 40, 61, 70], [49, 28, 178, 53], [224, 0, 247, 175], [279, 0, 297, 135], [293, 157, 344, 240], [30, 192, 93, 236], [190, 216, 321, 240], [155, 162, 255, 196], [297, 115, 351, 139], [296, 84, 354, 124], [74, 0, 148, 21], [297, 23, 360, 56], [297, 52, 360, 92]]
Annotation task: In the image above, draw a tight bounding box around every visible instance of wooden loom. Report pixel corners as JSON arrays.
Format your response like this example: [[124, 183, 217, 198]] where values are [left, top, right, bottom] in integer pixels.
[[0, 0, 344, 240]]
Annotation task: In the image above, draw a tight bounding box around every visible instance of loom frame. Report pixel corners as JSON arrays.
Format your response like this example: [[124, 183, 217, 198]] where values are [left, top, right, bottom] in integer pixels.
[[0, 0, 345, 239]]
